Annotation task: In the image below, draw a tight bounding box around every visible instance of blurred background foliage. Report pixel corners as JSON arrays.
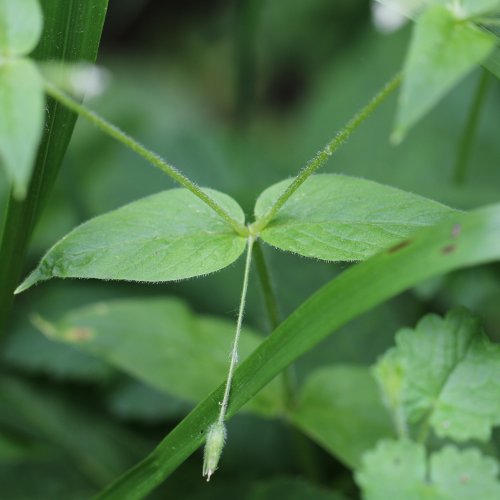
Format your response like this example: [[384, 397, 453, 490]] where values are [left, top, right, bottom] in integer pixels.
[[1, 0, 499, 498]]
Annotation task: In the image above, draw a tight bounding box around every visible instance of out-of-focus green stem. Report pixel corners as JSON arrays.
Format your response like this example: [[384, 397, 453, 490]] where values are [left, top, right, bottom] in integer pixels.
[[453, 69, 491, 185]]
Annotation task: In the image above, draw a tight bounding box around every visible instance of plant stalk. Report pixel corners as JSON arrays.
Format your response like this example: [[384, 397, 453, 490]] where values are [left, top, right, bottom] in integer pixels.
[[218, 236, 255, 425], [453, 69, 491, 185], [253, 240, 322, 482], [252, 72, 402, 233], [43, 81, 248, 237]]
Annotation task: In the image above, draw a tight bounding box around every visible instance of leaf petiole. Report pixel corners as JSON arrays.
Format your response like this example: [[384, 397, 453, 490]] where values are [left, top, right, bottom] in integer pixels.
[[43, 80, 248, 237], [251, 72, 402, 233]]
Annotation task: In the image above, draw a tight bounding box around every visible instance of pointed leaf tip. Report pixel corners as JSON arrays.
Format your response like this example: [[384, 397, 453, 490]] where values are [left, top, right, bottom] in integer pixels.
[[14, 269, 46, 294]]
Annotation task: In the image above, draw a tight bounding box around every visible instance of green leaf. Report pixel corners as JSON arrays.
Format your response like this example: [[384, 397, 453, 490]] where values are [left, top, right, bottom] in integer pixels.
[[107, 380, 192, 423], [3, 325, 114, 382], [97, 204, 500, 499], [384, 308, 500, 441], [431, 446, 500, 499], [0, 0, 43, 57], [0, 376, 149, 486], [355, 440, 427, 499], [254, 174, 455, 261], [290, 365, 394, 468], [356, 440, 500, 499], [373, 348, 408, 437], [393, 5, 496, 142], [16, 188, 247, 292], [34, 297, 283, 417], [0, 59, 44, 199]]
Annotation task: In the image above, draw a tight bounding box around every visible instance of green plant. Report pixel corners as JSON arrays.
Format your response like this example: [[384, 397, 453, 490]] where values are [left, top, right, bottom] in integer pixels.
[[2, 0, 500, 498]]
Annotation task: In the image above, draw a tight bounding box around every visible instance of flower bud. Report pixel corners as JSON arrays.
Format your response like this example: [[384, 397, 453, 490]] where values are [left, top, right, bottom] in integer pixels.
[[202, 421, 227, 481]]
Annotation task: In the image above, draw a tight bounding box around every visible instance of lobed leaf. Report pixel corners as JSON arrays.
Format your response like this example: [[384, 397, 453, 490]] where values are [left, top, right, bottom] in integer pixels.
[[393, 5, 496, 142], [0, 0, 43, 57], [0, 59, 44, 199], [355, 440, 427, 499], [16, 188, 247, 292], [34, 297, 284, 417], [97, 204, 500, 499], [290, 365, 394, 468], [376, 308, 500, 441], [356, 440, 500, 499], [254, 174, 456, 261]]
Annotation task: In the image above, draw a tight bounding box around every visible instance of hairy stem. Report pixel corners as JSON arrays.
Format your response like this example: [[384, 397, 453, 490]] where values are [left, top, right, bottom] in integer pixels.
[[453, 69, 491, 185], [252, 72, 402, 233], [218, 236, 255, 424], [43, 81, 248, 237]]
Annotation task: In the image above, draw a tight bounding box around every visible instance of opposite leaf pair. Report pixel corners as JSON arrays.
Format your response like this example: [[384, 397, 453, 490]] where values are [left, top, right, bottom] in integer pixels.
[[16, 173, 457, 292]]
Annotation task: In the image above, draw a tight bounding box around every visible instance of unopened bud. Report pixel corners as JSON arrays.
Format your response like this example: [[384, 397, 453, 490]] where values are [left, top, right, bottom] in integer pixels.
[[202, 421, 227, 481]]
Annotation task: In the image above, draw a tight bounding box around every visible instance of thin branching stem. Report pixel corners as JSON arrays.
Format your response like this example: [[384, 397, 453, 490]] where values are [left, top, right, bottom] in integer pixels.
[[453, 69, 491, 185], [252, 72, 402, 233], [44, 81, 248, 237], [218, 235, 255, 425]]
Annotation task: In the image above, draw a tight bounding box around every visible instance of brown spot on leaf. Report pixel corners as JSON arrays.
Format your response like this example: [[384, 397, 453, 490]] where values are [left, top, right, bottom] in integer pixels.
[[388, 239, 411, 254], [452, 224, 462, 238], [442, 244, 456, 255], [460, 474, 470, 484], [64, 326, 93, 342]]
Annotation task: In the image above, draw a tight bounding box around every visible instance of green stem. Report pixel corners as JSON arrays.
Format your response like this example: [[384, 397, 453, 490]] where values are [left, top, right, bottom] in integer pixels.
[[218, 236, 255, 425], [252, 72, 402, 233], [252, 241, 322, 482], [417, 414, 432, 445], [453, 69, 491, 185], [252, 241, 280, 330], [253, 241, 298, 406], [43, 81, 248, 237]]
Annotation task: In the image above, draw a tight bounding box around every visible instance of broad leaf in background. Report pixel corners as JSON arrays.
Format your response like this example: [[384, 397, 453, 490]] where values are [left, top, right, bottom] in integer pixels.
[[16, 188, 246, 292], [376, 309, 500, 441], [34, 297, 283, 417], [393, 5, 495, 142], [107, 380, 192, 423], [254, 174, 455, 261], [356, 440, 500, 499], [0, 0, 43, 57], [0, 377, 148, 487], [0, 60, 44, 199], [290, 365, 394, 468]]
